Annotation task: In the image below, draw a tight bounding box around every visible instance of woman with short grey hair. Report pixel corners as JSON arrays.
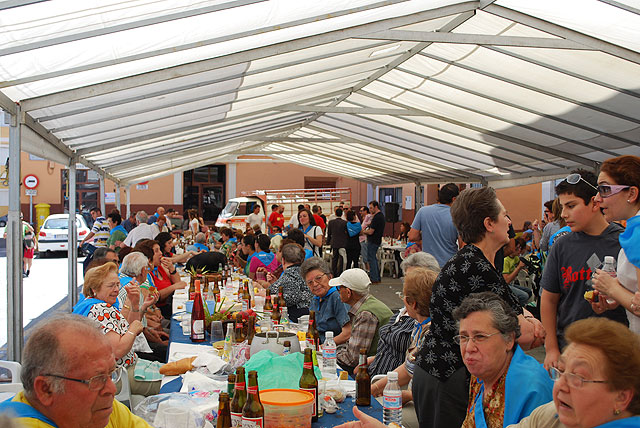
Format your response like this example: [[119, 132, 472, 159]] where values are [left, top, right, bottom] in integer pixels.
[[453, 292, 551, 428], [268, 243, 312, 322], [400, 251, 440, 275]]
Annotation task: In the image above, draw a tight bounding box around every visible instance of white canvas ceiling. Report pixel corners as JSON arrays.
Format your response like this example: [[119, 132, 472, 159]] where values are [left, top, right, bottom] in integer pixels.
[[1, 0, 639, 188]]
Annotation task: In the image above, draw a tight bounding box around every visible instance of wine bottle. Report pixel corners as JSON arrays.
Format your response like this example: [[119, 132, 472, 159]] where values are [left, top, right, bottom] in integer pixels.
[[190, 280, 206, 342], [230, 367, 246, 427], [299, 348, 319, 422], [242, 370, 264, 427]]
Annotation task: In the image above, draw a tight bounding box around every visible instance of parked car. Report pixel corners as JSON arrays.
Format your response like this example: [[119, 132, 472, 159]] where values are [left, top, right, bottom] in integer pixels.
[[0, 215, 7, 227], [37, 214, 90, 255]]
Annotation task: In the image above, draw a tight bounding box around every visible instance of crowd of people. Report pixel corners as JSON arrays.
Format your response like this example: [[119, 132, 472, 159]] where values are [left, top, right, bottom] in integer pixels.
[[2, 155, 640, 428]]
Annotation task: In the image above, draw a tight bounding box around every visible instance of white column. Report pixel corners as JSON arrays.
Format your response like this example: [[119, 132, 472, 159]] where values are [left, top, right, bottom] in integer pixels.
[[68, 163, 78, 309], [173, 172, 182, 205], [115, 184, 121, 214], [415, 181, 423, 211], [99, 174, 105, 214], [366, 183, 374, 204], [227, 162, 237, 199], [7, 105, 23, 361]]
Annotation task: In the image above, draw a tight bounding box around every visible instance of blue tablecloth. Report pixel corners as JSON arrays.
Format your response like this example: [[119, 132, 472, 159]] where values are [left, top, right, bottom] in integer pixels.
[[165, 317, 383, 427]]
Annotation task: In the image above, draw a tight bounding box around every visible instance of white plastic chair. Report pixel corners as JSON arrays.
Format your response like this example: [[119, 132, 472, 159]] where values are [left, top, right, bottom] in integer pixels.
[[379, 249, 399, 278], [0, 361, 23, 401], [115, 367, 132, 409]]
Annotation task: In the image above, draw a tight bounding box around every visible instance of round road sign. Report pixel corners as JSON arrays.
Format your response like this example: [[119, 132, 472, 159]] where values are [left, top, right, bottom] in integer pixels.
[[23, 174, 39, 189]]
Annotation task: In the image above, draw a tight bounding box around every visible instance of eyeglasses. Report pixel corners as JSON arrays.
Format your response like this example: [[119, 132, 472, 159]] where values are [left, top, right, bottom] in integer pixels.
[[597, 184, 631, 199], [565, 174, 598, 192], [43, 369, 120, 391], [453, 332, 501, 345], [306, 273, 327, 286], [548, 367, 608, 389]]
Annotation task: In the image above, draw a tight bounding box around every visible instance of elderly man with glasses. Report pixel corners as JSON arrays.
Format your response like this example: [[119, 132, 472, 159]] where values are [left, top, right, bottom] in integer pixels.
[[0, 314, 151, 427], [300, 257, 351, 345]]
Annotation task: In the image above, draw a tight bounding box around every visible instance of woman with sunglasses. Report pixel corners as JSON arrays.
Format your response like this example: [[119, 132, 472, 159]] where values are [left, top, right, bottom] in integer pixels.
[[591, 155, 640, 334]]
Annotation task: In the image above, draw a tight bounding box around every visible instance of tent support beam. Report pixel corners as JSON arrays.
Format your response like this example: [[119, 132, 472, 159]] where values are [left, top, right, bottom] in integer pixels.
[[19, 1, 478, 111], [99, 174, 106, 214], [484, 4, 640, 66], [7, 104, 23, 361], [67, 163, 78, 311], [278, 106, 424, 115], [357, 89, 598, 169], [356, 31, 590, 50]]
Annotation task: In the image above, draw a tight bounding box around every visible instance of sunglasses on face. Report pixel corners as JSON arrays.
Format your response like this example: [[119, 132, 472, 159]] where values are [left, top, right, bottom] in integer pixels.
[[597, 184, 631, 198]]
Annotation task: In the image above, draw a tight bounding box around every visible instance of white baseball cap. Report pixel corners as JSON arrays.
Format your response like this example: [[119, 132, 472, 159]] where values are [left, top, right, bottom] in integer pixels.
[[329, 268, 371, 294]]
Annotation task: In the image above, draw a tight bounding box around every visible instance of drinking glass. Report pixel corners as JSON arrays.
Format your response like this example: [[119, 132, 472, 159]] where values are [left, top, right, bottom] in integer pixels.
[[211, 320, 225, 342]]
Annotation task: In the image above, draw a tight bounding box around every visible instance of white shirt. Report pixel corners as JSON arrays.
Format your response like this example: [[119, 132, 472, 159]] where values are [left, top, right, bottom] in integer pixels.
[[123, 223, 155, 247], [246, 213, 263, 228]]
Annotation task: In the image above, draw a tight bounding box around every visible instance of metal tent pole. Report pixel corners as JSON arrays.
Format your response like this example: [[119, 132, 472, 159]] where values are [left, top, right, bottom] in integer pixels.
[[126, 185, 131, 218], [99, 174, 105, 214], [115, 184, 121, 214], [7, 105, 23, 361], [67, 163, 78, 310]]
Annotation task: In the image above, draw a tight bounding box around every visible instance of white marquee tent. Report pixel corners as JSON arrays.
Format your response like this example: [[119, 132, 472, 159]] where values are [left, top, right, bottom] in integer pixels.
[[2, 0, 639, 358]]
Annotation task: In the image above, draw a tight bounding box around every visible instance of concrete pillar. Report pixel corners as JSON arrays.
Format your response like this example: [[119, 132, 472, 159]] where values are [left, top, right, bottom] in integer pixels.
[[68, 163, 78, 309]]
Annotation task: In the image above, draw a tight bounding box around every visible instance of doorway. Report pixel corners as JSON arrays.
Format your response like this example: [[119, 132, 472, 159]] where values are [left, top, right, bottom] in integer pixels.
[[183, 165, 226, 222]]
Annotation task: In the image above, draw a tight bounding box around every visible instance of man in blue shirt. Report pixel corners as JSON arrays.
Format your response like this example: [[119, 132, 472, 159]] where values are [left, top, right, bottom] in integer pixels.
[[409, 183, 460, 267]]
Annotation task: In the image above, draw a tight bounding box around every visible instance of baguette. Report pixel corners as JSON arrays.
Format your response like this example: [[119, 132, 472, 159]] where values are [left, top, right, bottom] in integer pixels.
[[159, 356, 196, 375]]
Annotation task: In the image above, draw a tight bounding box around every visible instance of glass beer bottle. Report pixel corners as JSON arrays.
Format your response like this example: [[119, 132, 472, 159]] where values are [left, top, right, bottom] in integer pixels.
[[217, 392, 232, 428], [306, 311, 320, 351], [277, 285, 286, 310], [227, 373, 236, 400], [234, 313, 245, 344], [299, 348, 319, 422], [242, 370, 264, 427], [230, 367, 246, 427], [263, 295, 273, 320], [355, 348, 371, 406], [242, 281, 251, 312], [271, 302, 281, 327]]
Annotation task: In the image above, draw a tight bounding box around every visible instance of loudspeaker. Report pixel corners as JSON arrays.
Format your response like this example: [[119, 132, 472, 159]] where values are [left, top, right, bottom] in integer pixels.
[[385, 202, 399, 223]]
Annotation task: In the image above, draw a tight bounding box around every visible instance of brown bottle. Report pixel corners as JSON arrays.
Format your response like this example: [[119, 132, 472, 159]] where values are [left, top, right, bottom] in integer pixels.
[[203, 275, 210, 294], [355, 348, 371, 406], [263, 295, 273, 320], [230, 367, 246, 427], [299, 348, 319, 422], [234, 313, 245, 344], [212, 278, 221, 302], [189, 275, 196, 300], [306, 311, 320, 351], [217, 392, 232, 428], [242, 281, 251, 312], [247, 315, 256, 345], [277, 285, 286, 310], [271, 303, 281, 327], [242, 370, 264, 427]]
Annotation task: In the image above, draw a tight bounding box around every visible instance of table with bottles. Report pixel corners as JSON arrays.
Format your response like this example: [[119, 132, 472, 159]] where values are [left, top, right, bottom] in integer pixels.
[[162, 266, 383, 427]]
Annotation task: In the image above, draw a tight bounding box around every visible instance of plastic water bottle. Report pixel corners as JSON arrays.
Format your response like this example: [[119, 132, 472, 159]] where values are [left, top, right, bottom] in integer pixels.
[[383, 371, 402, 426], [601, 256, 617, 305], [321, 332, 337, 379]]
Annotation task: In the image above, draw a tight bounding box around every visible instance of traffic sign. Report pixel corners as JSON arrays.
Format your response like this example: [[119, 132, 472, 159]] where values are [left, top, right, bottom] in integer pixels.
[[25, 189, 37, 196], [23, 174, 39, 189]]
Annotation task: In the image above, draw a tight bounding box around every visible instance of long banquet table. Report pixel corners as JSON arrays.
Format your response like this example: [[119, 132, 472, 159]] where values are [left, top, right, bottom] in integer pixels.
[[162, 287, 383, 427]]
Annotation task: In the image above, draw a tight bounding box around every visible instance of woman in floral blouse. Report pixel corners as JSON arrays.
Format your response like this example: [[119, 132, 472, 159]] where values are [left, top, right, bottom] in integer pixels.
[[73, 262, 161, 396]]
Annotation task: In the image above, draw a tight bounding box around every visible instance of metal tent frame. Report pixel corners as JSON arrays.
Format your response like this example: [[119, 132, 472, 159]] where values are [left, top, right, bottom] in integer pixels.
[[2, 0, 639, 359]]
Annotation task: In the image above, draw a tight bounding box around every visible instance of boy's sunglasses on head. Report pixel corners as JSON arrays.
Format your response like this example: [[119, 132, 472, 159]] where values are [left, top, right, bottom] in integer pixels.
[[566, 173, 598, 191]]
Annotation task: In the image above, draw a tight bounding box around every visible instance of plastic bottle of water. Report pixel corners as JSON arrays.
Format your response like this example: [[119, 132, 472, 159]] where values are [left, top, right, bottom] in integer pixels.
[[383, 371, 402, 426], [601, 256, 617, 304], [321, 331, 337, 379]]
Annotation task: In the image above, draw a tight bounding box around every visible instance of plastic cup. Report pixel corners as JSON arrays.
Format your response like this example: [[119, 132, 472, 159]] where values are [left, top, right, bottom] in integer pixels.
[[162, 407, 190, 428], [210, 320, 225, 342]]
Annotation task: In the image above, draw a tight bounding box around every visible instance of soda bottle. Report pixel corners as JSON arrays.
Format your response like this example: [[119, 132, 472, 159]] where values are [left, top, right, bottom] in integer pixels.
[[601, 256, 617, 304], [217, 392, 232, 428], [230, 367, 246, 427], [355, 348, 371, 406], [190, 280, 206, 342], [322, 331, 337, 379], [299, 348, 319, 422], [382, 371, 402, 425], [242, 370, 264, 427]]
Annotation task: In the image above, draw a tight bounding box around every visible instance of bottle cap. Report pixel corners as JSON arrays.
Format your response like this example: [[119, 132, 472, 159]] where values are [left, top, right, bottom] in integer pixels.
[[604, 256, 615, 264], [325, 331, 334, 339], [387, 371, 398, 381]]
